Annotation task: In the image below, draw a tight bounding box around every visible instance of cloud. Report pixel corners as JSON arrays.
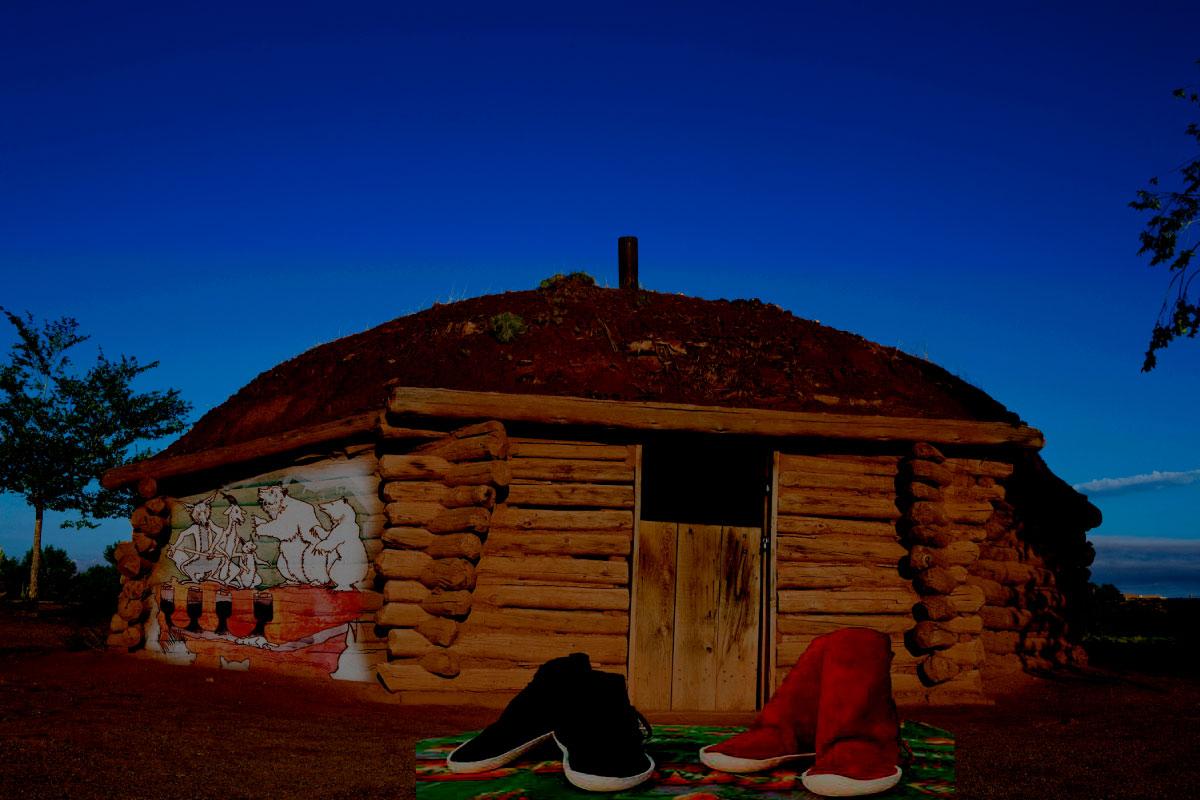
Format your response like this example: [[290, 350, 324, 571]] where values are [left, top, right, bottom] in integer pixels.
[[1089, 536, 1200, 596], [1073, 468, 1200, 495]]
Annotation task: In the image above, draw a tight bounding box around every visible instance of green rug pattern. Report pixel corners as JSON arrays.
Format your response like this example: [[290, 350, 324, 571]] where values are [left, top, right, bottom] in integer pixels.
[[415, 721, 954, 798]]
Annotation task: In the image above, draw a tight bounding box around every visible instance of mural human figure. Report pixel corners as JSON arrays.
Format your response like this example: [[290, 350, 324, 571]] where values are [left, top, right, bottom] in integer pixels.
[[310, 497, 367, 591], [212, 495, 259, 589], [252, 485, 329, 585], [167, 494, 224, 582]]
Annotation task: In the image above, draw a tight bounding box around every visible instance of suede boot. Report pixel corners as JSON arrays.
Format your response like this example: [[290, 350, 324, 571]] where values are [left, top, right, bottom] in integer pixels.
[[698, 632, 826, 772], [801, 627, 903, 797]]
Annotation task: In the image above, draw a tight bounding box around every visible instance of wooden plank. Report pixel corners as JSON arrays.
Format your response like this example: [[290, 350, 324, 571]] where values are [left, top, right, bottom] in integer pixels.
[[778, 471, 897, 492], [491, 507, 633, 532], [510, 441, 631, 460], [778, 454, 902, 476], [452, 631, 627, 666], [944, 458, 1015, 479], [671, 524, 720, 710], [777, 588, 918, 614], [776, 613, 914, 635], [476, 555, 629, 585], [777, 562, 906, 589], [388, 387, 1045, 448], [763, 450, 780, 706], [463, 608, 629, 635], [777, 490, 901, 520], [629, 520, 678, 711], [944, 502, 995, 524], [101, 411, 381, 489], [386, 502, 443, 527], [775, 533, 907, 562], [774, 516, 898, 538], [381, 482, 496, 508], [715, 526, 760, 711], [505, 483, 635, 509], [379, 455, 452, 481], [509, 459, 634, 483], [483, 530, 632, 557], [416, 432, 508, 462], [473, 582, 630, 610], [944, 484, 1005, 504]]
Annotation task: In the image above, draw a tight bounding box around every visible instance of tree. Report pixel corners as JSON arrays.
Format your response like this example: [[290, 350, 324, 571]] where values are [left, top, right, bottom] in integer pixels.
[[0, 310, 190, 601], [1131, 62, 1200, 371], [0, 544, 78, 601]]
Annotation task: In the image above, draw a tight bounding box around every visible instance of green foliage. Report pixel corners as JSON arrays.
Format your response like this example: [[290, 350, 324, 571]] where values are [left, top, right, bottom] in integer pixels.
[[0, 543, 120, 617], [0, 545, 76, 601], [489, 312, 527, 343], [0, 309, 191, 526], [538, 271, 596, 290], [0, 309, 190, 600], [1131, 62, 1200, 371], [69, 563, 120, 621]]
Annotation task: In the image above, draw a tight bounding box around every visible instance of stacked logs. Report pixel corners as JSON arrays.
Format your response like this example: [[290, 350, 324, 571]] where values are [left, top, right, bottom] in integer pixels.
[[899, 444, 988, 702], [107, 477, 173, 650], [970, 454, 1096, 672], [466, 438, 635, 671], [772, 453, 924, 699], [374, 421, 508, 684], [377, 435, 636, 705]]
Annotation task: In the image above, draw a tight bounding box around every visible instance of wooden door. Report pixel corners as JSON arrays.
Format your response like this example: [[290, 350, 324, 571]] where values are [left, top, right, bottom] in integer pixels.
[[630, 522, 761, 711]]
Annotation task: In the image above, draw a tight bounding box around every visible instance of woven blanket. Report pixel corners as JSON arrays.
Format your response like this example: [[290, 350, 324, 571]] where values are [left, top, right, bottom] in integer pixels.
[[415, 721, 954, 798]]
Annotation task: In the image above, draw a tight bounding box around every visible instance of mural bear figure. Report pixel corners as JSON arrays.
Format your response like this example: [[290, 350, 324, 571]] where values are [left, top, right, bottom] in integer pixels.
[[311, 498, 367, 591], [253, 485, 329, 585]]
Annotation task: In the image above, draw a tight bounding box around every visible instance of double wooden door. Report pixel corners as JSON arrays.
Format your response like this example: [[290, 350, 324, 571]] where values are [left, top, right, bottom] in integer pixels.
[[629, 522, 762, 711]]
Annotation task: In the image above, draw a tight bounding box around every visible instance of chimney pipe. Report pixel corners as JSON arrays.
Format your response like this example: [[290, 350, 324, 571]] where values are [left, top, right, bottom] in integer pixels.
[[618, 236, 638, 290]]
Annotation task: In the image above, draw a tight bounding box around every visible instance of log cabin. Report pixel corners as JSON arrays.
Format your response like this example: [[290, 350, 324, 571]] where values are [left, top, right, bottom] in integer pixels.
[[101, 240, 1100, 708]]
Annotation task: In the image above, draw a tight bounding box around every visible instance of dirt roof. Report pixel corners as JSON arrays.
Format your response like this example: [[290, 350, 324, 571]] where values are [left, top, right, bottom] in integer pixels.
[[163, 276, 1019, 457]]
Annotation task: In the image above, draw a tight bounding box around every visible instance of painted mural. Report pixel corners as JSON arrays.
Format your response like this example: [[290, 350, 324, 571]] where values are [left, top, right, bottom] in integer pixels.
[[145, 452, 385, 681]]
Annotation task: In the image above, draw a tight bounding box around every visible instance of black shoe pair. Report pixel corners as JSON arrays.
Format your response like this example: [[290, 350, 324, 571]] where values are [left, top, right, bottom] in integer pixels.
[[446, 653, 655, 792]]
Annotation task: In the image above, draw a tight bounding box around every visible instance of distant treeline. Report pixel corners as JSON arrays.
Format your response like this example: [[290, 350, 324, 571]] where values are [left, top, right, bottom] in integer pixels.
[[1083, 583, 1200, 673], [0, 544, 120, 622]]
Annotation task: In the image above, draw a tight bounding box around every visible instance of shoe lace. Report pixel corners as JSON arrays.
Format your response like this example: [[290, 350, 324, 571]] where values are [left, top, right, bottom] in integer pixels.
[[634, 707, 652, 742]]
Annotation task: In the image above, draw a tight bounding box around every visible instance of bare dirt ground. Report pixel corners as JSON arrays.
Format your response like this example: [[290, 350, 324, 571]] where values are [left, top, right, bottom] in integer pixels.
[[1, 609, 1197, 800]]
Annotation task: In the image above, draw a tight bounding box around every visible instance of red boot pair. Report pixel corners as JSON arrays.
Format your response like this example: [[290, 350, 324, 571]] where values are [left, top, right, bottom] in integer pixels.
[[699, 627, 903, 797]]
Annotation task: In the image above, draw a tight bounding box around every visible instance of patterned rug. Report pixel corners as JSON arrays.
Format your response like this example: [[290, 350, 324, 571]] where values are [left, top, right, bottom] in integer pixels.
[[415, 721, 954, 798]]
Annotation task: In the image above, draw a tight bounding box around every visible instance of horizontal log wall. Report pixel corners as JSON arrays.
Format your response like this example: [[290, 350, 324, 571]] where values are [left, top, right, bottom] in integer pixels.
[[378, 432, 637, 703], [467, 437, 635, 671], [773, 452, 932, 701]]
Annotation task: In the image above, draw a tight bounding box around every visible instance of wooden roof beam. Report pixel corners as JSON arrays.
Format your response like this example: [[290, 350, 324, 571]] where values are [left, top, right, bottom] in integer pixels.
[[100, 412, 386, 490], [389, 387, 1044, 449], [102, 388, 1043, 490]]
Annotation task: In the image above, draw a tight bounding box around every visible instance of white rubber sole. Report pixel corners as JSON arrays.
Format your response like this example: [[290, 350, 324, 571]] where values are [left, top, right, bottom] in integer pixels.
[[801, 765, 903, 797], [446, 731, 553, 773], [697, 743, 816, 773], [553, 733, 656, 792]]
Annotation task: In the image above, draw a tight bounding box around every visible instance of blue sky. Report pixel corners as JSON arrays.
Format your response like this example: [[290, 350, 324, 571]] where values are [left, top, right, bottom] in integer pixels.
[[1, 2, 1198, 595]]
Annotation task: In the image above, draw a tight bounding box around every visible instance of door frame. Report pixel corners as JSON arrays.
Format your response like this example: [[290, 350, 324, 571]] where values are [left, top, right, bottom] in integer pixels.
[[627, 443, 778, 711]]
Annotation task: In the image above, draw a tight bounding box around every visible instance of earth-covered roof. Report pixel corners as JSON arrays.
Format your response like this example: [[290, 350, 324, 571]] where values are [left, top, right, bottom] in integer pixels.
[[163, 275, 1019, 457]]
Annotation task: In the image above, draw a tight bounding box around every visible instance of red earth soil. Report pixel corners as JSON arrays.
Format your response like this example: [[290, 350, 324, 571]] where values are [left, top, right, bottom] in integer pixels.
[[164, 276, 1018, 458], [2, 610, 1197, 800]]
